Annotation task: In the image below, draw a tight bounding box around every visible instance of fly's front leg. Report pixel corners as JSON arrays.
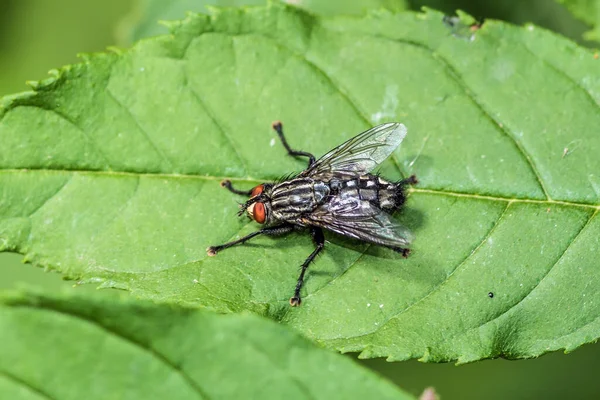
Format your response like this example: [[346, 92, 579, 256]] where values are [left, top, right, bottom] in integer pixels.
[[220, 180, 253, 196], [272, 121, 316, 168], [290, 227, 325, 306], [207, 224, 294, 256]]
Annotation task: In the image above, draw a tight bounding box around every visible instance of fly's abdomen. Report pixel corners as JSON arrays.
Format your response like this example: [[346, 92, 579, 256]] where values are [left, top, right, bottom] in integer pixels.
[[271, 178, 330, 220], [331, 175, 406, 212]]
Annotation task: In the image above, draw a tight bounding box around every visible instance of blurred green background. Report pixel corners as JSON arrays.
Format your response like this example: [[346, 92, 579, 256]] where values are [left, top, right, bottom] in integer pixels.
[[1, 0, 599, 399]]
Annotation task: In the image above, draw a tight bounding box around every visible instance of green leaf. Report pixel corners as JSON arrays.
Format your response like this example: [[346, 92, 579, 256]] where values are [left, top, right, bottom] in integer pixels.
[[1, 4, 599, 362], [123, 0, 408, 43], [0, 289, 413, 399], [555, 0, 600, 41]]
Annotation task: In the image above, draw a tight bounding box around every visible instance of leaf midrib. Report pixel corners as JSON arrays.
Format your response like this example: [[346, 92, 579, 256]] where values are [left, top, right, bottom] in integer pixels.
[[2, 168, 598, 209]]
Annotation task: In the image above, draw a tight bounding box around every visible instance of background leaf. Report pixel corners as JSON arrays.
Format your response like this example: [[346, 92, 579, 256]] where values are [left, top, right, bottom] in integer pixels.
[[0, 289, 413, 400], [122, 0, 408, 43], [1, 4, 599, 362], [555, 0, 600, 41], [0, 0, 133, 96]]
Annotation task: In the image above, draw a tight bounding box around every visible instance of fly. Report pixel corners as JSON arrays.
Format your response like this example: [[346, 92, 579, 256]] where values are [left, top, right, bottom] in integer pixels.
[[207, 121, 418, 306]]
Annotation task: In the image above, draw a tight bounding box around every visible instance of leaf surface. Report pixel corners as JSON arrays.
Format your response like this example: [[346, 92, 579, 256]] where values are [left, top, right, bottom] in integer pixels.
[[1, 4, 599, 362], [0, 290, 413, 399]]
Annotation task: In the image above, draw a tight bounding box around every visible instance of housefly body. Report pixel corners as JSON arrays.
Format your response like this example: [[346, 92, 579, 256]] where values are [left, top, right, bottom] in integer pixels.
[[207, 122, 417, 306]]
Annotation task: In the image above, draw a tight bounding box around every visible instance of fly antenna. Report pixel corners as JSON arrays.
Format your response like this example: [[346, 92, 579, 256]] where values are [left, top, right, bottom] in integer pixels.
[[237, 194, 267, 216]]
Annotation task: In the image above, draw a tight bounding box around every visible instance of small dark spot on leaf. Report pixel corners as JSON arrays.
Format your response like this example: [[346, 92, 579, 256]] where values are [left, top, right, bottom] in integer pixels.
[[488, 292, 494, 298]]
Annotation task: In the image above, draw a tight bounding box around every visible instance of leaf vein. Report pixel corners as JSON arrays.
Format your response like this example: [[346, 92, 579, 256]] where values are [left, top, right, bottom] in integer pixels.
[[20, 305, 210, 400], [462, 209, 598, 337], [237, 331, 318, 400], [368, 34, 552, 199], [86, 176, 141, 249], [520, 40, 600, 110], [279, 244, 371, 323], [105, 88, 176, 170], [182, 70, 249, 176], [26, 176, 73, 219], [0, 369, 54, 400], [247, 32, 408, 178], [341, 201, 512, 341], [46, 107, 113, 169]]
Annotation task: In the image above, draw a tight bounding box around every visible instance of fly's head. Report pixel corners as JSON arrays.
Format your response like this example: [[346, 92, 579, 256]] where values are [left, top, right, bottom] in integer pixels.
[[240, 184, 274, 225]]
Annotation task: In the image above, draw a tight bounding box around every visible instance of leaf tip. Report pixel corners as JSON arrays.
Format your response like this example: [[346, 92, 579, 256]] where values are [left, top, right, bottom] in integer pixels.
[[417, 6, 444, 20], [357, 346, 375, 359], [25, 80, 40, 90], [158, 19, 182, 32], [106, 46, 125, 55], [417, 347, 433, 363]]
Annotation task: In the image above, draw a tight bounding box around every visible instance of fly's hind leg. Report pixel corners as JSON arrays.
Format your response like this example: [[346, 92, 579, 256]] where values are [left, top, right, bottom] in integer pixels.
[[290, 227, 325, 306], [272, 121, 316, 168], [400, 174, 418, 186], [220, 180, 253, 196], [392, 247, 411, 258]]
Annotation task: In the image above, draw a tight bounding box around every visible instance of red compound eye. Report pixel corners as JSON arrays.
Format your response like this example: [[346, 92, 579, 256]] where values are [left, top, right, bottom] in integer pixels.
[[251, 184, 264, 197], [252, 202, 266, 224]]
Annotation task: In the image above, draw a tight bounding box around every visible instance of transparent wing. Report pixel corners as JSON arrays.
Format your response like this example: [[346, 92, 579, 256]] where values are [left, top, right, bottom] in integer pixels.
[[302, 123, 407, 177], [304, 196, 413, 248]]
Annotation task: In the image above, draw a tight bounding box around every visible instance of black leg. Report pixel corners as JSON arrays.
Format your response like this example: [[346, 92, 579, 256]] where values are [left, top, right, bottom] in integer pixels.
[[272, 121, 316, 168], [207, 224, 294, 256], [392, 247, 411, 258], [290, 227, 325, 306], [400, 174, 418, 186], [220, 180, 252, 196]]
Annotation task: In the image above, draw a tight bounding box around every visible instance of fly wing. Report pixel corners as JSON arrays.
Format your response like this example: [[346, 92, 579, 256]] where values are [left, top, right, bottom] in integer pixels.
[[303, 196, 413, 248], [302, 123, 407, 178]]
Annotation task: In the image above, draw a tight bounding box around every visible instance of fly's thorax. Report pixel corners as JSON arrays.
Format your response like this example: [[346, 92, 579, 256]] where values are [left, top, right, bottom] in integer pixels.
[[270, 178, 329, 220]]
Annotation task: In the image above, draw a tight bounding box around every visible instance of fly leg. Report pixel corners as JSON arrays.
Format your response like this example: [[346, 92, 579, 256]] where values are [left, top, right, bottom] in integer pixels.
[[272, 121, 316, 168], [392, 247, 411, 258], [290, 227, 325, 306], [220, 180, 253, 196], [400, 174, 418, 186], [207, 224, 294, 256]]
